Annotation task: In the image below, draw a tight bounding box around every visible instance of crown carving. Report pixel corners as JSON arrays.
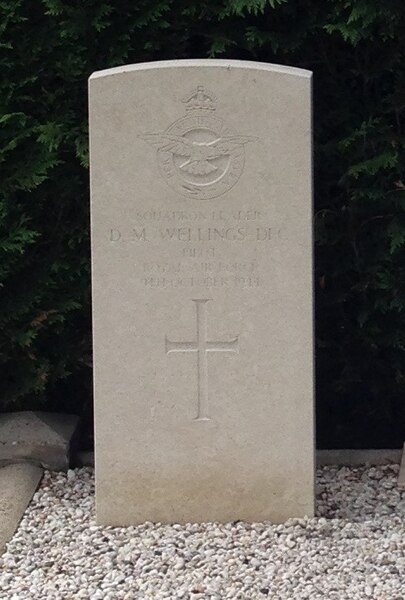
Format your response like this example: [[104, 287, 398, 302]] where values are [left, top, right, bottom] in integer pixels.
[[182, 86, 217, 112]]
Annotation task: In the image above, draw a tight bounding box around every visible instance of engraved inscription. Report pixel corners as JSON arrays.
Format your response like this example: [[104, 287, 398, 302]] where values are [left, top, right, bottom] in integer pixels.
[[146, 276, 260, 289], [165, 299, 239, 420], [108, 208, 281, 290], [141, 86, 256, 200], [109, 226, 274, 243], [130, 209, 265, 221]]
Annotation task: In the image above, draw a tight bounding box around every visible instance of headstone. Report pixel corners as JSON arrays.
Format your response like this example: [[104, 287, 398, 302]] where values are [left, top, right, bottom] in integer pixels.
[[89, 59, 314, 525]]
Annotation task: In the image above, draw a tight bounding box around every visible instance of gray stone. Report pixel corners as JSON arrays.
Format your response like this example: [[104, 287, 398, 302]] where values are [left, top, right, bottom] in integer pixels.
[[0, 463, 42, 554], [0, 411, 79, 471], [398, 443, 405, 487], [89, 59, 314, 525], [317, 449, 402, 467]]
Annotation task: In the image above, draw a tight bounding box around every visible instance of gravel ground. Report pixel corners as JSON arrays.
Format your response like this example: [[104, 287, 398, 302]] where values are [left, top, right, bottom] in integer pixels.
[[0, 465, 404, 600]]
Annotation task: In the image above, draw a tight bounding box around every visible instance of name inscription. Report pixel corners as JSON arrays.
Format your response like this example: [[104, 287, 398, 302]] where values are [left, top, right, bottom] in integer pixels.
[[110, 226, 272, 243], [105, 207, 281, 289]]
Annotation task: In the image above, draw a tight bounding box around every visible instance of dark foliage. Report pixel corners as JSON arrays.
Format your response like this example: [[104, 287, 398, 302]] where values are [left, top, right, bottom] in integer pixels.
[[1, 0, 405, 447]]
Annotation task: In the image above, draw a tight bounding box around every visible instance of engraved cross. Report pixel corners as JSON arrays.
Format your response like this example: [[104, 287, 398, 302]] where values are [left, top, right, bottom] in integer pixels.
[[165, 299, 239, 421]]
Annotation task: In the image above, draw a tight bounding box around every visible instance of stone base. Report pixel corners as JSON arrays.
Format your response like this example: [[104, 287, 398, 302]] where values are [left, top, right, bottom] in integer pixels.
[[0, 412, 79, 471], [317, 449, 402, 467], [76, 449, 404, 469], [398, 443, 405, 487], [0, 463, 42, 554]]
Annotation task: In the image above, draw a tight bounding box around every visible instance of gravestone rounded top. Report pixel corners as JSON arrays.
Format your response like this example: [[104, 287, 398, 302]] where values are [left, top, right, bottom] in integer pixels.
[[89, 59, 312, 81]]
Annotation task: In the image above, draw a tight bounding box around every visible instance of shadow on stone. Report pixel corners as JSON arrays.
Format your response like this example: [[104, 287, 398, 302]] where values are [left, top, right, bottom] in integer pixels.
[[0, 411, 79, 471]]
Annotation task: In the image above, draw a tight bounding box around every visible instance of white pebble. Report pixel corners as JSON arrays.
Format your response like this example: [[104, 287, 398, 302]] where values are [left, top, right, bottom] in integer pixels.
[[0, 465, 403, 600]]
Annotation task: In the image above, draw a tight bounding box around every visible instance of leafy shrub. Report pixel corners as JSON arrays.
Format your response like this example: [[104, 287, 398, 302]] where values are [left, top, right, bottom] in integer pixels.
[[1, 0, 405, 447]]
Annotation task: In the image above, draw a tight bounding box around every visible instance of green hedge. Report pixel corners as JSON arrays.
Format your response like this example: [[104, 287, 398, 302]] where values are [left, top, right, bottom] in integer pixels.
[[1, 0, 405, 447]]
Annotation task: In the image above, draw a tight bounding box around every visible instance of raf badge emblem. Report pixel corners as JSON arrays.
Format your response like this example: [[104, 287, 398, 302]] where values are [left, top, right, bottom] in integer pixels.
[[141, 86, 256, 200]]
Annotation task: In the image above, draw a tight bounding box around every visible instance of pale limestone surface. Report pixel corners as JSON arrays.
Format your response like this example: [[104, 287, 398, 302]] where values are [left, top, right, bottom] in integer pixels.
[[89, 59, 314, 525]]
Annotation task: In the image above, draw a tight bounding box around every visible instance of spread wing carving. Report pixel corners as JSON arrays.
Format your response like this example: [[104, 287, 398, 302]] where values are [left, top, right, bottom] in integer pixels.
[[140, 133, 195, 157], [141, 133, 256, 176], [206, 136, 256, 156]]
